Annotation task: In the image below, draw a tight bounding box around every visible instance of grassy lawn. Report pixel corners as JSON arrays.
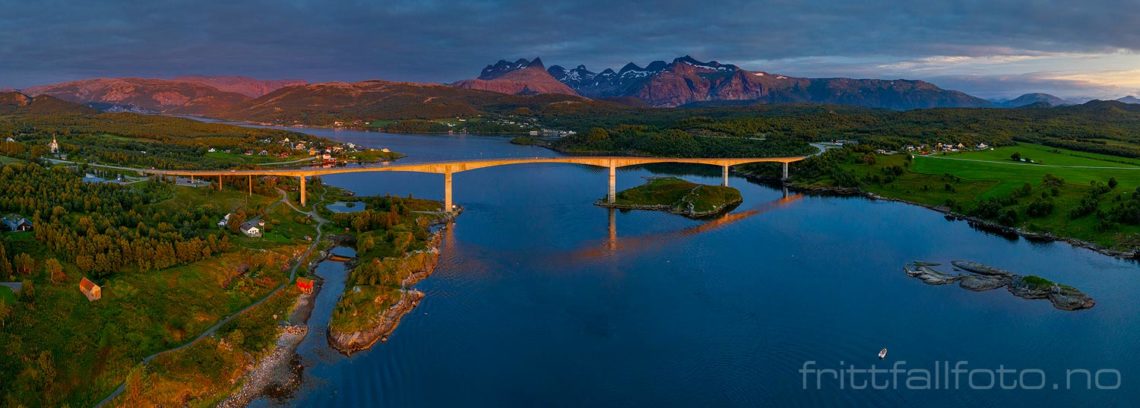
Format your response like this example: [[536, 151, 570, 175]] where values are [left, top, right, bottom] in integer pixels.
[[913, 143, 1140, 198], [113, 285, 300, 407], [0, 285, 14, 304], [0, 155, 25, 165], [820, 143, 1140, 248]]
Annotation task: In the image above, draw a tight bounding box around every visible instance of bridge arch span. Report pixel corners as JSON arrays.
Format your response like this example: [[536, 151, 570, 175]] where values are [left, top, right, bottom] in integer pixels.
[[135, 155, 807, 209]]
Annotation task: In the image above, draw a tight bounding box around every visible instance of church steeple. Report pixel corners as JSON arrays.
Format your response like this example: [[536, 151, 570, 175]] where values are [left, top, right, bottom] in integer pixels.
[[49, 135, 59, 154]]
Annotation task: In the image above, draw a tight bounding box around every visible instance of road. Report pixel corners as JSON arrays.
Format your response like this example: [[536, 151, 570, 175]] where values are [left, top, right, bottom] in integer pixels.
[[94, 190, 327, 407], [918, 154, 1140, 170]]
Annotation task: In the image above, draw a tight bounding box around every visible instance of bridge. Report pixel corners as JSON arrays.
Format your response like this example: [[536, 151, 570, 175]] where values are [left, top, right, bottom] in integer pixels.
[[136, 156, 807, 211]]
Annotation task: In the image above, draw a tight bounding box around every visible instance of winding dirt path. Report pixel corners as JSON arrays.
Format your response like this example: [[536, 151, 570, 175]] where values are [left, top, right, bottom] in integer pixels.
[[95, 189, 326, 407]]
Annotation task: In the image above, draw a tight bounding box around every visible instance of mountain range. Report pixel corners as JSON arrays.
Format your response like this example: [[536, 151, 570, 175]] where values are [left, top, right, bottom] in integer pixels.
[[543, 56, 992, 109], [23, 76, 304, 115], [12, 55, 1140, 123], [0, 91, 96, 115], [453, 58, 578, 96]]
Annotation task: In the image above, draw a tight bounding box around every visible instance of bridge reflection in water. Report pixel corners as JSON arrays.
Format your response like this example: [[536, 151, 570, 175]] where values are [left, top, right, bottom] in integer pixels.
[[580, 189, 804, 261]]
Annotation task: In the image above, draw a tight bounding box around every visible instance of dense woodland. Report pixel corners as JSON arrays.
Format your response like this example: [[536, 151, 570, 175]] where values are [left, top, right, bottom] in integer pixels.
[[0, 163, 233, 279], [554, 126, 816, 157], [542, 101, 1140, 159]]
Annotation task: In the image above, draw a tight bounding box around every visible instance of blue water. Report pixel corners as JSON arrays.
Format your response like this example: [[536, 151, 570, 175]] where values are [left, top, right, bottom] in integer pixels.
[[326, 201, 365, 213], [255, 129, 1139, 407]]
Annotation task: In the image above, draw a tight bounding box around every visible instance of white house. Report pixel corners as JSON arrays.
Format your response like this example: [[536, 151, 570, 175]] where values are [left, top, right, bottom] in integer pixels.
[[240, 218, 265, 238]]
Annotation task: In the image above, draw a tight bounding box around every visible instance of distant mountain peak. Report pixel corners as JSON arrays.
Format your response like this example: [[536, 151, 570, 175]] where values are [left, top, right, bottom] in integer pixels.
[[478, 57, 546, 80], [459, 58, 578, 96], [995, 93, 1065, 108], [540, 54, 989, 109], [619, 62, 643, 73]]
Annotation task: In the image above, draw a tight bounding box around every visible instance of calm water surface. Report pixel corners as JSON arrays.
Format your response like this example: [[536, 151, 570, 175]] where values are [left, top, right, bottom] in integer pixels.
[[253, 129, 1138, 407]]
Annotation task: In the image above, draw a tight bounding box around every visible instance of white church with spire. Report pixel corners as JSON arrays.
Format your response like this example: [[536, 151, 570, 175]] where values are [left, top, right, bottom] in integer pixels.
[[49, 135, 60, 155]]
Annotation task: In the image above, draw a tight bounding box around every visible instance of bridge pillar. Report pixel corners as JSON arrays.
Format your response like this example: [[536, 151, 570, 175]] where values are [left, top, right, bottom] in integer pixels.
[[248, 175, 252, 196], [190, 175, 194, 184], [722, 165, 730, 187], [444, 170, 453, 213], [782, 162, 789, 181], [608, 160, 616, 204], [218, 175, 223, 191], [299, 176, 306, 206]]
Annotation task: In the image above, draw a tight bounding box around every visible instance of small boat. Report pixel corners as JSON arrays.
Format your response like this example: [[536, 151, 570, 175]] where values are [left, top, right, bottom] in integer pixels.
[[878, 348, 888, 360]]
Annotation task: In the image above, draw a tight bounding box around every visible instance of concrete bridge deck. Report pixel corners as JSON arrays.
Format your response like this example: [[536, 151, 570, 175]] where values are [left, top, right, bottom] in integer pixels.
[[134, 155, 808, 210]]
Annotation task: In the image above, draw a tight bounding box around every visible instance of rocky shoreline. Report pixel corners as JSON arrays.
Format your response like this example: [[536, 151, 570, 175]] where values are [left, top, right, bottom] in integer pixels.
[[327, 289, 426, 354], [595, 198, 742, 218], [782, 182, 1139, 261], [904, 260, 1095, 311], [326, 229, 444, 355], [218, 278, 322, 408]]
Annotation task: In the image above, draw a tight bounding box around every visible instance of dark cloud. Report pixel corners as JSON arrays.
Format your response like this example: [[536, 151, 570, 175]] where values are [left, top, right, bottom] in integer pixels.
[[1, 0, 1139, 96]]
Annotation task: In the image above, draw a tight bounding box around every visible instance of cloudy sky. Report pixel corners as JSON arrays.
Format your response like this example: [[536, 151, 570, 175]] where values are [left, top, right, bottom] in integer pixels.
[[2, 0, 1139, 99]]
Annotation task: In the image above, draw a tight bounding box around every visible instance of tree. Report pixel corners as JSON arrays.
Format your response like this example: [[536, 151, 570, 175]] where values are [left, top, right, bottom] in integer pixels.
[[44, 259, 64, 284], [13, 253, 34, 276], [1010, 152, 1021, 161], [0, 242, 11, 279], [0, 301, 10, 328], [1108, 177, 1119, 189], [585, 128, 609, 143], [1042, 173, 1065, 188]]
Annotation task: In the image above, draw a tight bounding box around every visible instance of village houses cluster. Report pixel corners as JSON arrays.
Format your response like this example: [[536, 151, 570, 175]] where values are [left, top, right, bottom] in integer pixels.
[[903, 142, 991, 155], [203, 136, 386, 165]]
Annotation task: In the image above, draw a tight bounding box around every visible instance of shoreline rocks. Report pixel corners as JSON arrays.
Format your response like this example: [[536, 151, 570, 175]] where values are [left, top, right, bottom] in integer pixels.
[[783, 182, 1138, 261], [326, 289, 425, 354], [218, 278, 322, 408], [904, 260, 1095, 311], [326, 230, 443, 355]]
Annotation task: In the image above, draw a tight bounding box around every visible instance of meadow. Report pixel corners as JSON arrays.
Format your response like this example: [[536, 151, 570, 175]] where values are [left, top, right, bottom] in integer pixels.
[[802, 143, 1140, 249], [0, 185, 314, 406]]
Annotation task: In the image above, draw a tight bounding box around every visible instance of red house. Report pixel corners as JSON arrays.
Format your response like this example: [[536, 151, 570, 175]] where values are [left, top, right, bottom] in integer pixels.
[[79, 277, 101, 301], [296, 278, 314, 294]]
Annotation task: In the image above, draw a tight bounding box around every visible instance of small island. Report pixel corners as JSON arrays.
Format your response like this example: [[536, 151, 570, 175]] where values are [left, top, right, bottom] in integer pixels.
[[597, 177, 743, 218], [904, 260, 1095, 311]]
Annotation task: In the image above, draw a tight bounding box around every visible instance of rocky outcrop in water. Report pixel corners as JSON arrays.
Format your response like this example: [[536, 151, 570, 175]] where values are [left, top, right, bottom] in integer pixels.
[[327, 231, 443, 355], [327, 289, 425, 354], [903, 260, 1095, 311]]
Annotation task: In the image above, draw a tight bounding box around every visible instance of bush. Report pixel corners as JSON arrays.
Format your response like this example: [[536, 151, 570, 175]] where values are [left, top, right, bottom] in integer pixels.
[[1070, 196, 1100, 219], [1042, 174, 1065, 188], [1026, 200, 1054, 217]]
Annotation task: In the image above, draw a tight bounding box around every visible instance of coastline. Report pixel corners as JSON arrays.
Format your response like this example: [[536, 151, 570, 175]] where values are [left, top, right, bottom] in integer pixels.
[[217, 278, 321, 407], [519, 139, 1137, 262], [779, 180, 1139, 261], [327, 226, 447, 355], [595, 198, 742, 218]]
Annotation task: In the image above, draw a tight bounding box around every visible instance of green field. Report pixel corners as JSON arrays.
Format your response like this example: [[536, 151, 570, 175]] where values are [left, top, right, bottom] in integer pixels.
[[914, 143, 1140, 198], [0, 155, 24, 165], [804, 143, 1140, 249], [0, 285, 14, 304]]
